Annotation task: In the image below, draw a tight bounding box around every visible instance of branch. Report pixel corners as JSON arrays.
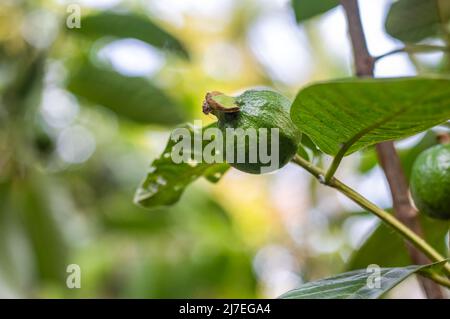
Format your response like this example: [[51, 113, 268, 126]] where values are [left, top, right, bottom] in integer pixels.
[[340, 0, 374, 76], [339, 0, 444, 298]]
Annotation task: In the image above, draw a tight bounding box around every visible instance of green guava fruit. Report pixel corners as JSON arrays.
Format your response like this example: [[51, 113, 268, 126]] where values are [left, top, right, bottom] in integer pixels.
[[203, 90, 301, 174], [410, 143, 450, 220]]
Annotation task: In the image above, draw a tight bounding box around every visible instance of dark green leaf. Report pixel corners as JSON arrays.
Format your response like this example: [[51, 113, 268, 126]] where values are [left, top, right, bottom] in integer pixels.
[[70, 12, 189, 58], [0, 183, 17, 285], [67, 61, 186, 125], [300, 133, 322, 157], [385, 0, 450, 43], [358, 147, 378, 173], [291, 0, 339, 23], [291, 78, 450, 156], [135, 123, 230, 208], [348, 215, 449, 270], [12, 177, 68, 282], [296, 143, 309, 161], [203, 163, 230, 183], [280, 262, 445, 299], [358, 131, 438, 176]]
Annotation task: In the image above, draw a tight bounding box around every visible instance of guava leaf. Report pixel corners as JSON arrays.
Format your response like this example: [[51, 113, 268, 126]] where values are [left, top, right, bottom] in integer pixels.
[[279, 261, 446, 299], [135, 123, 230, 208], [296, 144, 309, 161], [203, 164, 230, 183], [358, 131, 438, 177], [9, 177, 68, 282], [69, 12, 189, 58], [300, 133, 322, 156], [67, 61, 186, 125], [291, 0, 339, 23], [290, 77, 450, 156], [385, 0, 450, 43]]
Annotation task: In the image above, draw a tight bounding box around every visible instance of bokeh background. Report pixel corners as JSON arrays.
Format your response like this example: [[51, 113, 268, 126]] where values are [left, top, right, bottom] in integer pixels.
[[0, 0, 448, 298]]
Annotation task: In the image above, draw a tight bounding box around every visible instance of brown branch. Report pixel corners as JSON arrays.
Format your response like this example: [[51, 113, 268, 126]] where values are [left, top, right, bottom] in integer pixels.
[[339, 0, 444, 299]]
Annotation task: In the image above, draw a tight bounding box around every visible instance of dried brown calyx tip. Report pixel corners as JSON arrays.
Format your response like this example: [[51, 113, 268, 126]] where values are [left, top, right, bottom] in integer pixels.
[[202, 91, 240, 115]]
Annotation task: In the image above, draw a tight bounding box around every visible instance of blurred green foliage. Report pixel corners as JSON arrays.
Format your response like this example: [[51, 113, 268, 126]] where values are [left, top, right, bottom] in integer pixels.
[[0, 0, 448, 299], [291, 0, 339, 23], [385, 0, 450, 43], [348, 214, 450, 270]]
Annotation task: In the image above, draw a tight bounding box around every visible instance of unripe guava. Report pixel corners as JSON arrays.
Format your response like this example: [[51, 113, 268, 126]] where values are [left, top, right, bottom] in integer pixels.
[[410, 144, 450, 220], [203, 90, 301, 174]]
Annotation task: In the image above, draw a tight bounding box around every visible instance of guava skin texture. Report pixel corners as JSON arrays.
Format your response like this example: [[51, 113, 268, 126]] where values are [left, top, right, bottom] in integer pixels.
[[410, 144, 450, 220], [208, 90, 301, 174]]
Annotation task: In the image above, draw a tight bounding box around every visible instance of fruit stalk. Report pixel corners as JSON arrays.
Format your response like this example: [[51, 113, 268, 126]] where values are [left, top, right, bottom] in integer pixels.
[[291, 154, 450, 277]]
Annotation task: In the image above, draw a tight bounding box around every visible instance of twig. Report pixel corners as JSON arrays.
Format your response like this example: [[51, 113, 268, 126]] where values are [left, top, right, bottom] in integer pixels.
[[339, 0, 444, 298], [374, 48, 406, 62], [374, 44, 450, 62]]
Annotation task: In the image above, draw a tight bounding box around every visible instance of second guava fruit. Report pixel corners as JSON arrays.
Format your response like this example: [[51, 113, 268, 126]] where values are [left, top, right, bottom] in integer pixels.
[[410, 143, 450, 220], [203, 90, 301, 174]]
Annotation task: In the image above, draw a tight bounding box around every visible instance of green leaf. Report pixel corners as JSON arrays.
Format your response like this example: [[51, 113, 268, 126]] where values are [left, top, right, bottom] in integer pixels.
[[280, 262, 445, 299], [135, 123, 230, 208], [291, 0, 339, 23], [300, 133, 322, 159], [203, 163, 230, 183], [0, 183, 18, 286], [296, 143, 309, 161], [70, 12, 189, 58], [358, 131, 438, 176], [291, 77, 450, 156], [67, 61, 186, 125], [348, 215, 449, 270], [358, 147, 378, 173], [385, 0, 450, 43], [12, 177, 68, 283]]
